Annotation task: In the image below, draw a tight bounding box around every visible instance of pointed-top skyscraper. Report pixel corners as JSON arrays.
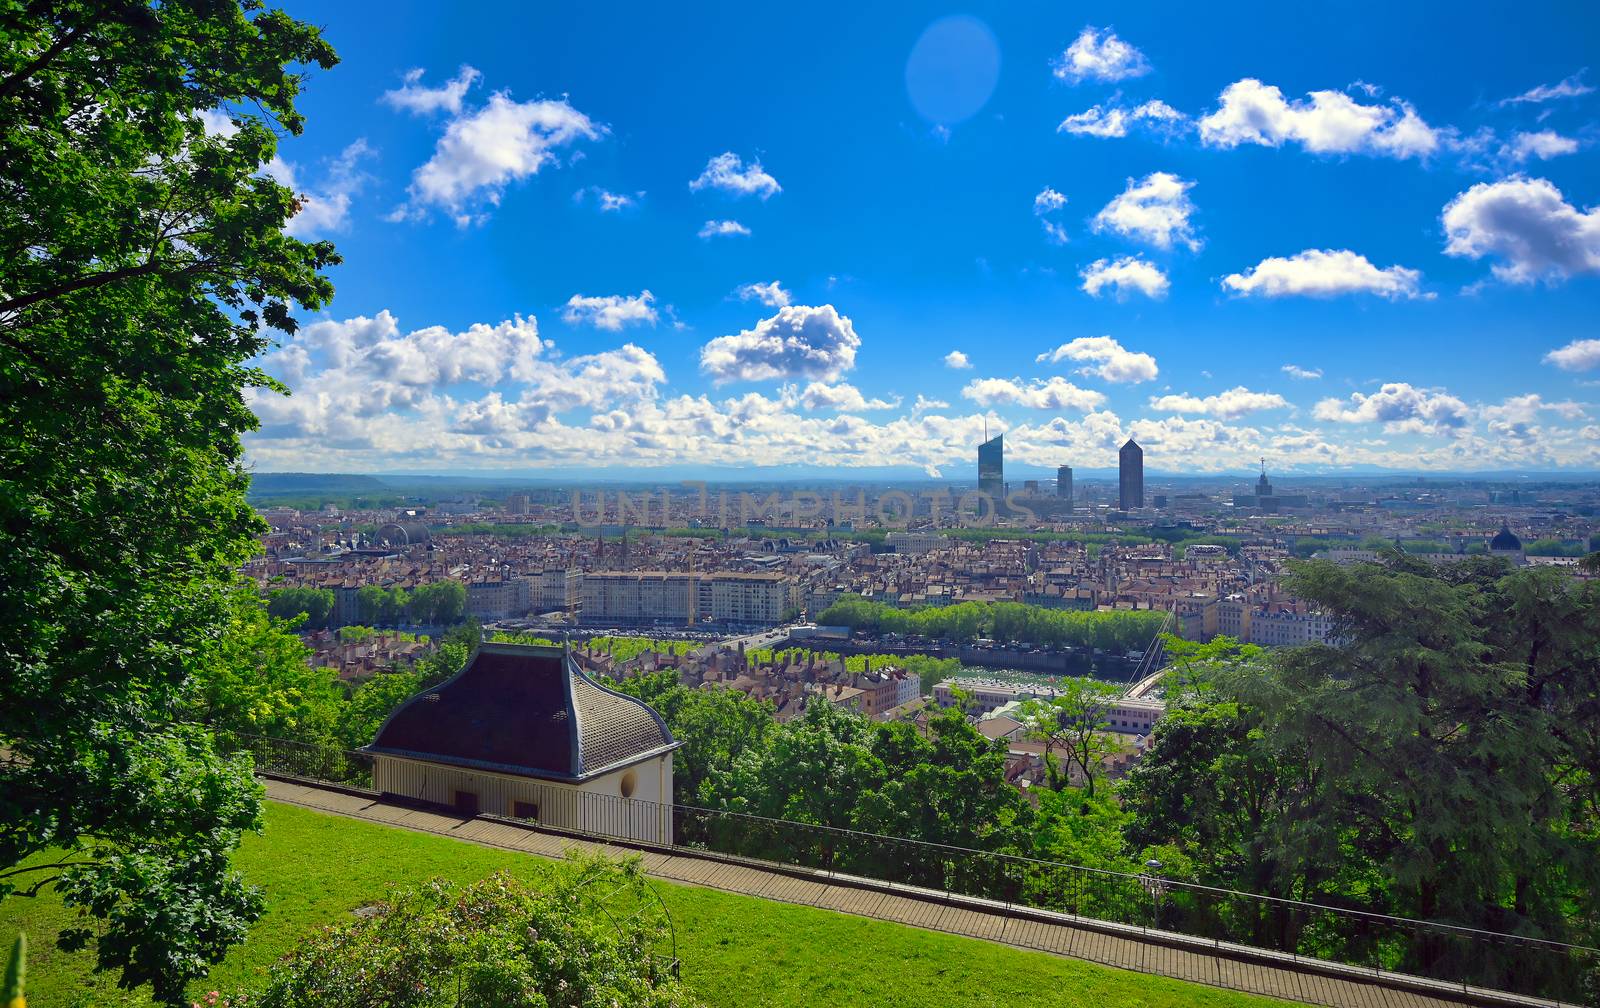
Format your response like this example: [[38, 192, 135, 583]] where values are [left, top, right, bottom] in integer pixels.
[[1118, 437, 1143, 511], [978, 433, 1004, 501]]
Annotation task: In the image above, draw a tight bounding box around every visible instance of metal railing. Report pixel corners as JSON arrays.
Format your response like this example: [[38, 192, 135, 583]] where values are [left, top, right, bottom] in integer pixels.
[[225, 732, 1600, 1006]]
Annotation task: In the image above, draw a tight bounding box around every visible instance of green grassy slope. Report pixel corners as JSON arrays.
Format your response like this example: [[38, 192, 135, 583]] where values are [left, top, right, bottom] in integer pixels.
[[2, 802, 1297, 1007]]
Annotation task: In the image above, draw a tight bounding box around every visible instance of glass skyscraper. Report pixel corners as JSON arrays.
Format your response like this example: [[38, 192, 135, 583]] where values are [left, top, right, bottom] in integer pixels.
[[1119, 438, 1143, 511], [978, 434, 1003, 501]]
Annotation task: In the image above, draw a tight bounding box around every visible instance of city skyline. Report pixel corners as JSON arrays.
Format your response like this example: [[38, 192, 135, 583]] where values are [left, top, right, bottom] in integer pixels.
[[240, 3, 1600, 477]]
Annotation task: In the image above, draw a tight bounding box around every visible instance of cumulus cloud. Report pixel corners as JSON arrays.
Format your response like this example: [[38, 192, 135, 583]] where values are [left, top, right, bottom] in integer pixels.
[[700, 305, 859, 385], [1148, 386, 1290, 420], [1500, 72, 1594, 107], [1222, 249, 1425, 299], [689, 152, 781, 199], [1501, 131, 1580, 163], [944, 350, 972, 370], [574, 186, 640, 211], [1036, 335, 1159, 383], [1313, 382, 1470, 434], [735, 280, 792, 307], [1482, 393, 1587, 442], [961, 376, 1107, 412], [799, 382, 898, 411], [562, 291, 658, 331], [1080, 256, 1169, 299], [1281, 364, 1323, 380], [1058, 99, 1188, 138], [383, 66, 482, 116], [397, 91, 603, 223], [1198, 79, 1439, 159], [1052, 27, 1149, 84], [1544, 338, 1600, 372], [1092, 172, 1200, 251], [1441, 177, 1600, 284], [698, 219, 751, 239]]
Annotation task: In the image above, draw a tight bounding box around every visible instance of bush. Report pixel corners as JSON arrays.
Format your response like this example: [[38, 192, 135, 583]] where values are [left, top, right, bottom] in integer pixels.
[[249, 858, 697, 1008]]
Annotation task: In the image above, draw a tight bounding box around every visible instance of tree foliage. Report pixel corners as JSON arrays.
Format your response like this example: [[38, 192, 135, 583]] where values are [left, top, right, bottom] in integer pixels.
[[1122, 560, 1600, 990], [251, 860, 698, 1008], [266, 585, 335, 629], [818, 594, 1164, 651], [0, 1, 337, 1000]]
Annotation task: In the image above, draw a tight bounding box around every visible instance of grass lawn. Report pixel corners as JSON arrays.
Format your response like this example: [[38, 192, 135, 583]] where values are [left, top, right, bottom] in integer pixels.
[[2, 801, 1296, 1008]]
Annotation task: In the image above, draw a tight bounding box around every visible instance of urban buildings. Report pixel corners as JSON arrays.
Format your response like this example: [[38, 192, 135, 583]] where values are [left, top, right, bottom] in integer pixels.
[[978, 433, 1004, 501], [1118, 438, 1143, 511], [580, 570, 800, 625], [1057, 465, 1072, 506]]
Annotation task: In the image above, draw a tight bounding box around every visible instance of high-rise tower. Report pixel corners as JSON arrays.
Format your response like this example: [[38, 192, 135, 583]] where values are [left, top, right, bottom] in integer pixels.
[[1118, 438, 1143, 511], [978, 433, 1004, 501], [1056, 465, 1073, 505]]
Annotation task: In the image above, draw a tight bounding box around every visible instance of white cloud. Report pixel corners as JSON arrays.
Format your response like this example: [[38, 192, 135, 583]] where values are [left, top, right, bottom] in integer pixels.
[[1313, 382, 1470, 434], [382, 66, 482, 116], [698, 219, 751, 239], [1482, 393, 1587, 442], [1058, 105, 1129, 138], [1501, 130, 1580, 163], [1058, 99, 1188, 139], [399, 92, 602, 222], [1148, 386, 1290, 420], [1222, 249, 1425, 299], [266, 139, 374, 240], [689, 152, 781, 199], [912, 394, 950, 414], [1034, 187, 1068, 214], [961, 376, 1106, 412], [1281, 364, 1323, 380], [562, 291, 658, 331], [735, 281, 792, 307], [1544, 338, 1600, 372], [799, 382, 898, 411], [700, 305, 859, 385], [1080, 256, 1169, 300], [1052, 27, 1149, 84], [1036, 336, 1159, 384], [1198, 79, 1439, 160], [574, 187, 640, 211], [944, 350, 972, 370], [1041, 221, 1071, 245], [1500, 72, 1594, 107], [1092, 172, 1200, 252], [1441, 177, 1600, 284]]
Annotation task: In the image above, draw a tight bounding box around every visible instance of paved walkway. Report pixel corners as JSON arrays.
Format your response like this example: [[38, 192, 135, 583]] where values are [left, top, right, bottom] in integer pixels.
[[265, 779, 1494, 1008]]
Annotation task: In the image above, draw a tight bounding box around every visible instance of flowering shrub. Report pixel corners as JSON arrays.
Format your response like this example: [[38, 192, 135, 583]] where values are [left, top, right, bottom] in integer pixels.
[[249, 853, 697, 1008]]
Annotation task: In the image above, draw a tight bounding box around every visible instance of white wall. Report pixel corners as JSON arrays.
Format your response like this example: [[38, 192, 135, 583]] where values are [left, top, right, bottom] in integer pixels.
[[373, 752, 674, 844]]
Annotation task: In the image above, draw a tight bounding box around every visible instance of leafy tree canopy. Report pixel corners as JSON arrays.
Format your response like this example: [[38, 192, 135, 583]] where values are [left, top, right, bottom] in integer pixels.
[[0, 1, 338, 1001]]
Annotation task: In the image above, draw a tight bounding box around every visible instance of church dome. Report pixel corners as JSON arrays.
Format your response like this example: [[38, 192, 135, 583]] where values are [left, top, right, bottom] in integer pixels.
[[1490, 522, 1522, 552]]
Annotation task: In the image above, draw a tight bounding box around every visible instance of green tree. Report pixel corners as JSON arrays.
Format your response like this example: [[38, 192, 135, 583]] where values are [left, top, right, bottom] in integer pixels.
[[266, 585, 335, 629], [356, 584, 408, 625], [1017, 677, 1122, 797], [335, 670, 423, 751], [196, 589, 343, 744], [0, 2, 337, 1001]]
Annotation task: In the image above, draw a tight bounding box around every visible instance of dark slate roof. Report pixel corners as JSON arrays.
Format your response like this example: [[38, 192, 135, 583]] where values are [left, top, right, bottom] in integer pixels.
[[365, 643, 676, 781], [1490, 522, 1522, 551]]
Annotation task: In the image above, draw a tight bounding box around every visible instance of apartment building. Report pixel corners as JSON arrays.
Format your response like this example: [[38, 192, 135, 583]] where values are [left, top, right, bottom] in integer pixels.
[[580, 570, 798, 625]]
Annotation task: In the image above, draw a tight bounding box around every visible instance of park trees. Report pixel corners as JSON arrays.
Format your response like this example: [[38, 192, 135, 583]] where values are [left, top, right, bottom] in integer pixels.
[[0, 1, 337, 1000], [266, 585, 336, 629]]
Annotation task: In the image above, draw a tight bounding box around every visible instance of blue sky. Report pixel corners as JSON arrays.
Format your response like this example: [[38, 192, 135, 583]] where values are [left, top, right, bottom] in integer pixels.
[[243, 1, 1600, 476]]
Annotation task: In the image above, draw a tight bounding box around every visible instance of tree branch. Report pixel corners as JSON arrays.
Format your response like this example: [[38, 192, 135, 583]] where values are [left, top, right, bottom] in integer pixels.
[[0, 18, 98, 102]]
